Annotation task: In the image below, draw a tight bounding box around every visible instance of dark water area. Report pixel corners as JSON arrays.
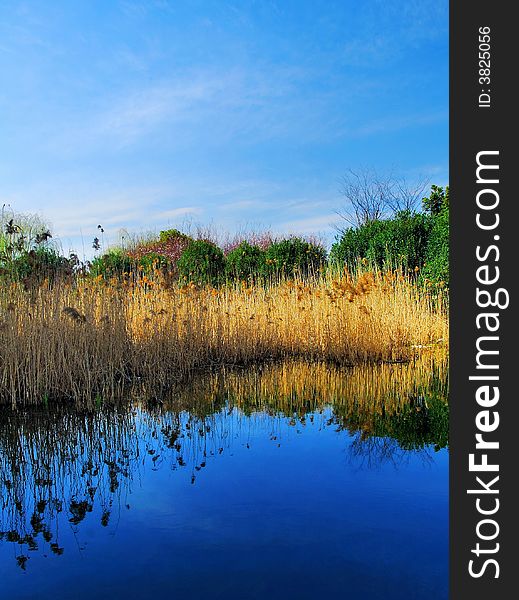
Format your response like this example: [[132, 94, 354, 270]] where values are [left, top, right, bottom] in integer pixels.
[[0, 359, 448, 600]]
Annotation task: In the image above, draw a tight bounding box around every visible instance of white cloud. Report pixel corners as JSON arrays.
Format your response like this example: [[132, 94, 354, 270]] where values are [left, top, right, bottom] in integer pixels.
[[93, 76, 228, 146], [39, 63, 365, 155]]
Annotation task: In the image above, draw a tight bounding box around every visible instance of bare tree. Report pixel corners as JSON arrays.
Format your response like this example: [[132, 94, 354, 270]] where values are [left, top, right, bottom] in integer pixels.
[[386, 174, 429, 214], [337, 168, 429, 229], [337, 168, 392, 227]]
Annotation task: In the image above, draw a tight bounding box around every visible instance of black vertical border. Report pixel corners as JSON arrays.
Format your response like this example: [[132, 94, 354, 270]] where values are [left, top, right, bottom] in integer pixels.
[[451, 2, 517, 598]]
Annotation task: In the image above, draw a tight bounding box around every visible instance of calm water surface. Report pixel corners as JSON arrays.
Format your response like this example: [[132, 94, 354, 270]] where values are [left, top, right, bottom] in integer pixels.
[[0, 360, 448, 600]]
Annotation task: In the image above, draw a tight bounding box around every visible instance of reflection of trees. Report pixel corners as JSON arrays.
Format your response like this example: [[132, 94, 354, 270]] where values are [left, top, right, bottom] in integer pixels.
[[1, 355, 448, 569], [332, 393, 449, 456], [348, 435, 422, 469]]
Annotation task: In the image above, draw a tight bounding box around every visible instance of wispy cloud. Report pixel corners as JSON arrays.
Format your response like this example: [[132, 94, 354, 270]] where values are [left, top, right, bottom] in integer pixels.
[[274, 213, 340, 243], [41, 63, 383, 155], [93, 74, 230, 146]]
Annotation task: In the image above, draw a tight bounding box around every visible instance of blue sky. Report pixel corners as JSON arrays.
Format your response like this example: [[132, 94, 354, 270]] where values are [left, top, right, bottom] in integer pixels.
[[0, 0, 448, 257]]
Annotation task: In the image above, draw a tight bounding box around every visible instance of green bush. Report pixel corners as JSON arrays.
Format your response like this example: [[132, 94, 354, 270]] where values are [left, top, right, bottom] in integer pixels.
[[225, 242, 265, 282], [90, 249, 174, 279], [422, 184, 449, 216], [89, 249, 133, 278], [177, 240, 226, 285], [159, 229, 191, 244], [7, 247, 73, 282], [137, 252, 170, 274], [329, 211, 432, 273], [422, 186, 449, 285], [262, 238, 326, 279]]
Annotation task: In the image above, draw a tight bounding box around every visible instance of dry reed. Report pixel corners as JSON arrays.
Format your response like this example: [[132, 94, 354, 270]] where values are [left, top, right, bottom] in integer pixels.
[[0, 269, 448, 405]]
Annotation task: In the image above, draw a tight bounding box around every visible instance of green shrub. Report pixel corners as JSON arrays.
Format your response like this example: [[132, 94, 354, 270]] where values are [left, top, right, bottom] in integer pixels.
[[128, 230, 192, 277], [225, 242, 265, 281], [418, 185, 449, 286], [89, 249, 133, 278], [422, 184, 449, 216], [7, 247, 73, 282], [177, 240, 225, 285], [262, 238, 326, 279], [159, 229, 191, 244], [329, 211, 432, 273], [137, 252, 170, 274], [90, 248, 174, 279]]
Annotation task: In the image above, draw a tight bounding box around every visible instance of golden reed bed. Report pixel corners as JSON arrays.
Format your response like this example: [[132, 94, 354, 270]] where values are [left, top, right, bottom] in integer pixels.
[[0, 270, 448, 405]]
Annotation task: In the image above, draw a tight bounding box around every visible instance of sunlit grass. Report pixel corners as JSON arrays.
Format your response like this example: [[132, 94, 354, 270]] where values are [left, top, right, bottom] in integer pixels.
[[0, 269, 448, 405]]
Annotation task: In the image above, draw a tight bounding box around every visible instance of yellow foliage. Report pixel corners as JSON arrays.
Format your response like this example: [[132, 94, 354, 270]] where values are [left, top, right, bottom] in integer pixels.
[[0, 270, 448, 405]]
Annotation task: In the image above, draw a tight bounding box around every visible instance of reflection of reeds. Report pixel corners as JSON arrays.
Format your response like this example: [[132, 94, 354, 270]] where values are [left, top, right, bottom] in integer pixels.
[[0, 406, 138, 567], [0, 356, 447, 567], [170, 353, 449, 451], [0, 272, 448, 405], [211, 352, 448, 416]]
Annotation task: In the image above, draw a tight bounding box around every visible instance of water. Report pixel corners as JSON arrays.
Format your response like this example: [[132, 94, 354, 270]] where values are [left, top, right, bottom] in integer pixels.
[[0, 360, 448, 600]]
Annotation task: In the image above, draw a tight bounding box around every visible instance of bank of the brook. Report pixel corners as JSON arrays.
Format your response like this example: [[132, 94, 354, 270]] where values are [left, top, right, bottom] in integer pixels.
[[0, 272, 447, 406]]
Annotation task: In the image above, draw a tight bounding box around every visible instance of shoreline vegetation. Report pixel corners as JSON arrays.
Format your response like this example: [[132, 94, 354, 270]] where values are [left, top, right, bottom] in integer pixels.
[[0, 184, 449, 406], [0, 268, 447, 406]]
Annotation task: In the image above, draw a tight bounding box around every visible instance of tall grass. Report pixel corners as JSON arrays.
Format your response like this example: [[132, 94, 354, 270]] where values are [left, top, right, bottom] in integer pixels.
[[0, 269, 448, 405]]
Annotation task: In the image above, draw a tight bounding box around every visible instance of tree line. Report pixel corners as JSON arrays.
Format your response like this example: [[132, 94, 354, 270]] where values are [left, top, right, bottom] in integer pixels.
[[0, 179, 448, 287]]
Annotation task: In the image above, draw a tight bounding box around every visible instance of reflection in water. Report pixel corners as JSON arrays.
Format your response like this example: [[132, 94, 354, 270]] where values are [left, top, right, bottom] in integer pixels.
[[0, 355, 447, 573]]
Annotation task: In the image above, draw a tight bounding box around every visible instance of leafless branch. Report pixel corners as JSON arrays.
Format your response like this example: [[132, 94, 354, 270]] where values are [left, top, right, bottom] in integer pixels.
[[336, 168, 430, 230]]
